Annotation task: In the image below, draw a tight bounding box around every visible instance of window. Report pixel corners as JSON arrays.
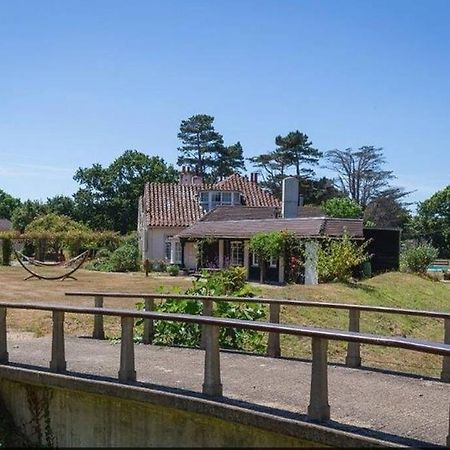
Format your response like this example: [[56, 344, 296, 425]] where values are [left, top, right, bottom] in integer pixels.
[[199, 191, 242, 212], [230, 241, 244, 266], [165, 238, 172, 260], [200, 192, 209, 211], [251, 252, 259, 267], [252, 253, 276, 267], [221, 192, 232, 205], [174, 242, 182, 264], [165, 238, 182, 263]]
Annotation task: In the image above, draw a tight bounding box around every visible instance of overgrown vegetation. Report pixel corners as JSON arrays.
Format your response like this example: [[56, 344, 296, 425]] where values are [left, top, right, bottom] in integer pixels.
[[317, 232, 371, 282], [85, 233, 139, 272], [135, 267, 266, 353], [400, 241, 439, 274], [321, 197, 363, 218]]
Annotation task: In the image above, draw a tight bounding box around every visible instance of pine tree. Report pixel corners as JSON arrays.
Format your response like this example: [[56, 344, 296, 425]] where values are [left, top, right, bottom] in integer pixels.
[[177, 114, 224, 178], [212, 141, 245, 180]]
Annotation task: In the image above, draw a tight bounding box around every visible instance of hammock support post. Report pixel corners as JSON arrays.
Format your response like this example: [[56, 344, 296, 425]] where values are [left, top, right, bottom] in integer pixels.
[[14, 250, 89, 281]]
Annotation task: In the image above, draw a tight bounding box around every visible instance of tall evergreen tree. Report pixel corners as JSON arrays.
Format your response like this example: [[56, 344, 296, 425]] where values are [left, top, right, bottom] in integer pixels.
[[212, 141, 245, 180], [275, 131, 322, 177], [248, 130, 322, 198], [177, 114, 224, 179]]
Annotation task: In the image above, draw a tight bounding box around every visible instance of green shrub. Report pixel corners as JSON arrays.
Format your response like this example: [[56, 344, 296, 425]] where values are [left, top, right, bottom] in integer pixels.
[[167, 264, 180, 276], [109, 241, 139, 272], [400, 241, 438, 273], [85, 235, 139, 272], [317, 232, 371, 282], [135, 267, 265, 353], [321, 197, 363, 218]]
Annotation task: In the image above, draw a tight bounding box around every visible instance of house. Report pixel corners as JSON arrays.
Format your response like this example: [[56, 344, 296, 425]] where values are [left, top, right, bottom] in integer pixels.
[[138, 172, 399, 284], [137, 168, 280, 268]]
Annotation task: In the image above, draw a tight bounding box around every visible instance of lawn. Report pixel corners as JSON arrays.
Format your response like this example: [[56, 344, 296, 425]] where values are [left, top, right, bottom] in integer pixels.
[[0, 266, 449, 377]]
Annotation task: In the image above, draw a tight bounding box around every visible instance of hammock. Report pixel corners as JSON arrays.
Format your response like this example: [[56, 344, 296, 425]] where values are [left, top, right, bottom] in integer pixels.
[[14, 250, 89, 281], [16, 250, 88, 268]]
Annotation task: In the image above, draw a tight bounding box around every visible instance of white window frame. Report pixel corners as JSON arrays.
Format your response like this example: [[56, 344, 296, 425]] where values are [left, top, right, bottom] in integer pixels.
[[165, 237, 182, 263], [199, 190, 242, 212], [174, 241, 182, 264], [221, 192, 232, 205], [269, 255, 278, 268], [251, 252, 259, 267], [230, 241, 244, 266], [164, 237, 172, 260]]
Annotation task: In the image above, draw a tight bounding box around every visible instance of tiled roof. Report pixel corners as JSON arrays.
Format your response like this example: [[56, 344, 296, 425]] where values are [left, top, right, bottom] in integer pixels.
[[213, 174, 281, 207], [142, 174, 280, 227], [0, 219, 12, 231], [176, 217, 364, 240], [201, 206, 280, 222]]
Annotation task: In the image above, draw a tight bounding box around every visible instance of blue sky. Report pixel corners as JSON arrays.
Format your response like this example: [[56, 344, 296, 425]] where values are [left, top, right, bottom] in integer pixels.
[[1, 0, 449, 208]]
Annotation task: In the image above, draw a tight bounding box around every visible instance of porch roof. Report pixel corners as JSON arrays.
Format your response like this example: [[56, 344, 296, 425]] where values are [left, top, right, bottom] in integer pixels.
[[175, 217, 364, 240]]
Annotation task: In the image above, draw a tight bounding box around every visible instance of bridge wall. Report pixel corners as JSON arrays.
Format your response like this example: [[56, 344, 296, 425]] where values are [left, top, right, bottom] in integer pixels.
[[0, 365, 386, 448]]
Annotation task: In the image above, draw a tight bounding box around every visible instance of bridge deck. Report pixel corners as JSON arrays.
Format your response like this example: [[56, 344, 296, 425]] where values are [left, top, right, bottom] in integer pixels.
[[5, 332, 449, 447]]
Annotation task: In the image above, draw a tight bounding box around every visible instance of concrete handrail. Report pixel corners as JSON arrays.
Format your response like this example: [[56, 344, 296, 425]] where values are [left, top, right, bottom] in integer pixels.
[[1, 300, 450, 438], [65, 291, 450, 381], [65, 291, 450, 318]]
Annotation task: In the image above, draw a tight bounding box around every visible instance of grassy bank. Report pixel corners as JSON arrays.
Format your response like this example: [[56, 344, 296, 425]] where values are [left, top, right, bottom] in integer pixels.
[[259, 272, 450, 377]]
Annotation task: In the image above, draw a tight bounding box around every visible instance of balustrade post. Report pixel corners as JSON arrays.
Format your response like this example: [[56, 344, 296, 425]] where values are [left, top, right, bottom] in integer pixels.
[[142, 297, 155, 345], [440, 318, 450, 382], [447, 404, 450, 447], [267, 303, 281, 358], [307, 337, 330, 421], [201, 299, 214, 349], [93, 296, 105, 340], [0, 307, 8, 363], [346, 309, 361, 368], [202, 324, 222, 396], [50, 311, 66, 372], [118, 316, 136, 383]]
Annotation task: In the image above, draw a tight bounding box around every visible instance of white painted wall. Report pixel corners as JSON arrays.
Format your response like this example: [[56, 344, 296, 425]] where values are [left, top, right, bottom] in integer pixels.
[[141, 227, 186, 262]]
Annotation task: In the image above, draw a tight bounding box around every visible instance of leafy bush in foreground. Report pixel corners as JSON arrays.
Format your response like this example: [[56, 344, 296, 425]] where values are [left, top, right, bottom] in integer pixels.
[[135, 266, 266, 353]]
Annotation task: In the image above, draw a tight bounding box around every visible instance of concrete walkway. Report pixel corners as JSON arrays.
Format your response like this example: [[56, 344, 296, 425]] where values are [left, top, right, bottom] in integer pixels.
[[5, 333, 450, 447]]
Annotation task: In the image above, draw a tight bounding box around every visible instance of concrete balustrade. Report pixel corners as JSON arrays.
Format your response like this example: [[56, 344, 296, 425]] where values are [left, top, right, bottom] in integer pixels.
[[50, 311, 66, 372], [345, 310, 361, 368], [93, 295, 105, 340], [202, 324, 222, 396], [0, 300, 450, 440], [267, 303, 281, 357], [66, 291, 450, 382], [142, 298, 155, 344], [201, 299, 214, 350], [308, 337, 330, 421], [0, 307, 8, 363], [119, 316, 136, 383], [441, 318, 450, 382]]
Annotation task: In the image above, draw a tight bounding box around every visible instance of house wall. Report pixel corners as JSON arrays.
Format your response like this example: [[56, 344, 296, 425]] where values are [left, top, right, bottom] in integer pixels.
[[141, 227, 186, 262]]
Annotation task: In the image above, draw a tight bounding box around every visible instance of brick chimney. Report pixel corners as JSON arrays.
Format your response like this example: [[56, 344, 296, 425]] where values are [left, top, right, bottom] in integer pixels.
[[179, 166, 203, 186], [250, 172, 259, 184]]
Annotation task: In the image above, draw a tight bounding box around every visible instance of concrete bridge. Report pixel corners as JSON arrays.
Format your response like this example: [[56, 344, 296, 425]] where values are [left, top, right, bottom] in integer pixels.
[[1, 297, 450, 447]]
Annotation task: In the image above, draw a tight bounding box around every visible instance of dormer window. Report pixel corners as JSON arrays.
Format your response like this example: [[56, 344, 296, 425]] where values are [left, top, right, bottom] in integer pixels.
[[199, 191, 242, 212]]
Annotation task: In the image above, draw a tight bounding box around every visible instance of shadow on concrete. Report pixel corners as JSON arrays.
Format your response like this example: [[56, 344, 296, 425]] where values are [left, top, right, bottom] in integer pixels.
[[7, 361, 441, 448]]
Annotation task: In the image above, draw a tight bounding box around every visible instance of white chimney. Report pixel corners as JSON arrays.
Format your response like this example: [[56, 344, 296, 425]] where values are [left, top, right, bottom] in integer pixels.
[[281, 177, 299, 219]]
